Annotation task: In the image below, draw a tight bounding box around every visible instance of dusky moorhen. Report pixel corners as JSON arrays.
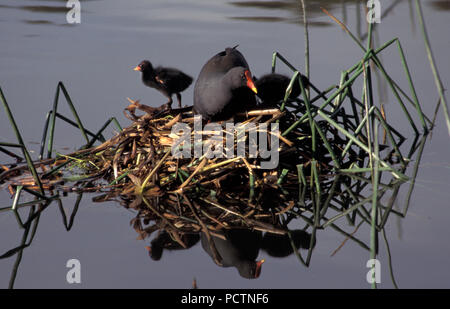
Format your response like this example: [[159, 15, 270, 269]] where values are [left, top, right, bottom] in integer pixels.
[[147, 231, 200, 261], [254, 73, 309, 104], [134, 60, 193, 108], [193, 47, 258, 121], [261, 230, 313, 258], [201, 229, 264, 279]]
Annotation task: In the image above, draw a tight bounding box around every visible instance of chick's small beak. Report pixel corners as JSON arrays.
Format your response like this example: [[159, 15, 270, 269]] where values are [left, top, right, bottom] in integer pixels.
[[133, 66, 141, 71], [245, 70, 258, 94]]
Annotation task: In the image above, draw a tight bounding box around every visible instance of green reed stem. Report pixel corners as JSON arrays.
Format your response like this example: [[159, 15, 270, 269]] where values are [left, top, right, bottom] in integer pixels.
[[0, 87, 44, 194], [396, 40, 428, 133], [318, 109, 408, 180], [370, 118, 380, 289], [373, 107, 405, 166], [249, 173, 255, 201], [402, 134, 427, 216], [313, 121, 340, 168], [283, 64, 366, 136], [382, 226, 399, 289], [300, 0, 310, 83], [415, 0, 450, 136], [341, 106, 375, 159], [47, 82, 90, 159]]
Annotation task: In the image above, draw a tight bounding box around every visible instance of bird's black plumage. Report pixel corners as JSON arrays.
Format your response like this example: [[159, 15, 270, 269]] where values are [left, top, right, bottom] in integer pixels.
[[261, 230, 313, 258], [201, 229, 264, 279], [134, 60, 193, 108], [193, 47, 257, 120], [254, 73, 309, 104], [148, 231, 200, 261]]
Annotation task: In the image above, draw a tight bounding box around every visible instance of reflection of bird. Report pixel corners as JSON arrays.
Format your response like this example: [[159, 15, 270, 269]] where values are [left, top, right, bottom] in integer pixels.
[[147, 231, 200, 261], [254, 73, 308, 105], [134, 60, 193, 108], [193, 46, 258, 120], [201, 229, 264, 279], [261, 230, 313, 258]]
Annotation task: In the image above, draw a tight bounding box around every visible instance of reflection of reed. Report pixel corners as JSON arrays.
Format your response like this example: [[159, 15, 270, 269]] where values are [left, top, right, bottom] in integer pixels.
[[18, 6, 69, 13], [428, 0, 450, 11], [228, 0, 418, 31], [0, 2, 90, 27], [23, 20, 55, 25], [226, 0, 364, 26]]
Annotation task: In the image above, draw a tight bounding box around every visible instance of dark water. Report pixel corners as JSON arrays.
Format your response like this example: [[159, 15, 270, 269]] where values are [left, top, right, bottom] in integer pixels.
[[0, 0, 449, 288]]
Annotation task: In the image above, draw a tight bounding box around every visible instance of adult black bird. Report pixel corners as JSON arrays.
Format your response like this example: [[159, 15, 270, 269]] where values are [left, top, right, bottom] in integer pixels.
[[147, 231, 200, 261], [261, 230, 313, 258], [193, 46, 258, 121], [254, 73, 309, 104], [134, 60, 193, 108], [201, 229, 264, 279]]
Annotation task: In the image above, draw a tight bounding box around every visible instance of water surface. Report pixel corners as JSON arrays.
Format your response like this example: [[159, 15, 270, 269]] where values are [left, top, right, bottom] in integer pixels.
[[1, 0, 449, 288]]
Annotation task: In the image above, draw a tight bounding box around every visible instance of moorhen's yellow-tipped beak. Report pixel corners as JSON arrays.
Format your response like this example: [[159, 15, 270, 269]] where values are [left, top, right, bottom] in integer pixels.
[[254, 259, 265, 278], [245, 70, 258, 94], [133, 66, 141, 71]]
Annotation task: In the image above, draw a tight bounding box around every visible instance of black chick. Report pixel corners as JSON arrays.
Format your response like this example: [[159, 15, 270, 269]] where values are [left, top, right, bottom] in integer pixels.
[[134, 60, 193, 108]]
